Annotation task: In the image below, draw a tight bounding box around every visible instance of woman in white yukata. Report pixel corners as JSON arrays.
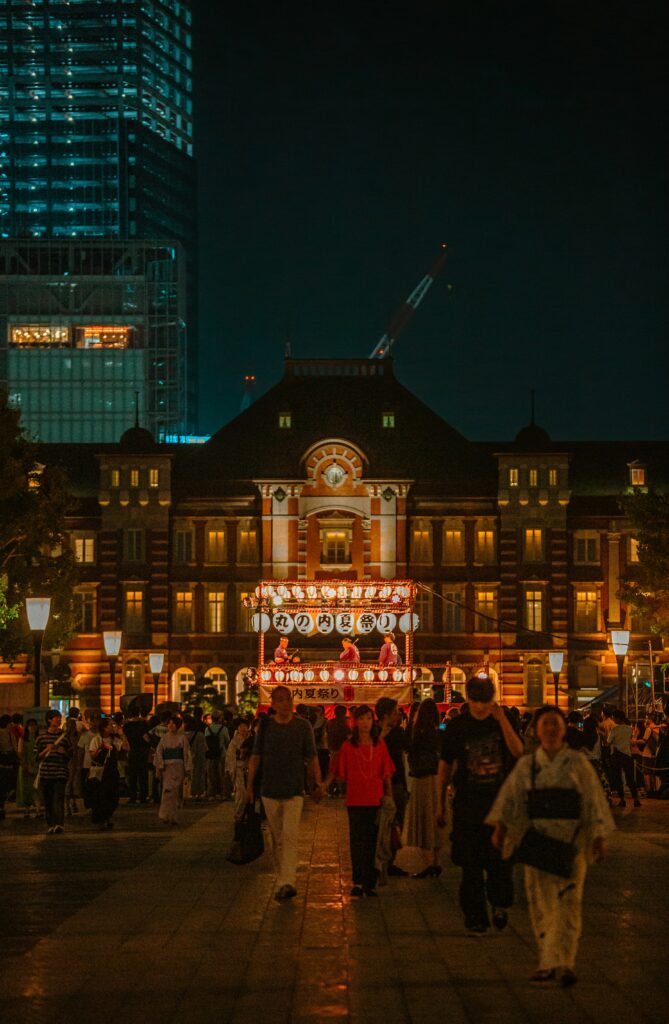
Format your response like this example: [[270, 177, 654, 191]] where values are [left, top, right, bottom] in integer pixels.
[[486, 704, 614, 988], [154, 715, 192, 825]]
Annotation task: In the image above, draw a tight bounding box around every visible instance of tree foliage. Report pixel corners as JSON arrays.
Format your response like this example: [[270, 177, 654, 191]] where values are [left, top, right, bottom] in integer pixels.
[[182, 676, 228, 715], [0, 397, 78, 663], [619, 489, 669, 639]]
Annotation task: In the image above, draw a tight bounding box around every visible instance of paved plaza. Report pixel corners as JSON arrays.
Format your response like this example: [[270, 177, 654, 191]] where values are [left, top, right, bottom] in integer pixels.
[[0, 796, 667, 1024]]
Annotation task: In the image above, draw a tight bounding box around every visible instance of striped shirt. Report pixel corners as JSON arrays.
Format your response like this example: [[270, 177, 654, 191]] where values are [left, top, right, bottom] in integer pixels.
[[35, 731, 73, 780]]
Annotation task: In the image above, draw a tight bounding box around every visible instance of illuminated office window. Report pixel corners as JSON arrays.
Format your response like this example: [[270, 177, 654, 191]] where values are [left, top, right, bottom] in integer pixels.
[[574, 589, 599, 632], [208, 590, 225, 633], [524, 589, 543, 632], [174, 589, 193, 632], [411, 520, 433, 564], [524, 528, 544, 561]]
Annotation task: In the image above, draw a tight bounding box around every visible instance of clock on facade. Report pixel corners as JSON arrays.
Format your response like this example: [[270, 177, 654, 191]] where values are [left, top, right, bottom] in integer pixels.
[[323, 463, 347, 488]]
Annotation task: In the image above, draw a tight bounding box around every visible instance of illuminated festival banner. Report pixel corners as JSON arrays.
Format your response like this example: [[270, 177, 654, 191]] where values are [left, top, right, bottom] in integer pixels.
[[259, 683, 413, 706]]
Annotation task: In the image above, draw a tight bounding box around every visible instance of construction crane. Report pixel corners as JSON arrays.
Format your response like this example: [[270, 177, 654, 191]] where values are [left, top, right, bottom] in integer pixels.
[[369, 243, 449, 359]]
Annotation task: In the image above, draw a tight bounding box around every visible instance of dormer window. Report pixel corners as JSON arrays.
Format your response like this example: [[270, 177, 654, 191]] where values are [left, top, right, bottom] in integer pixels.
[[278, 412, 291, 429], [382, 412, 395, 428], [629, 463, 646, 487]]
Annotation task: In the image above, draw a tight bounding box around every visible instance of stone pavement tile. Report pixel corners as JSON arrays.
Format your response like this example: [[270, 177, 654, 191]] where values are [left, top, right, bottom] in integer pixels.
[[3, 794, 669, 1024]]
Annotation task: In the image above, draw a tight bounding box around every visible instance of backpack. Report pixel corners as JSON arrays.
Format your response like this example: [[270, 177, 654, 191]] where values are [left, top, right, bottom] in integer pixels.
[[205, 724, 224, 760]]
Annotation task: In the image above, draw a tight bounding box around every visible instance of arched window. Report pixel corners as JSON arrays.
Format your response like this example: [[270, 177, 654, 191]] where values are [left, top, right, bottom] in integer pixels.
[[443, 666, 467, 700], [171, 667, 195, 703], [205, 667, 228, 702], [235, 666, 256, 696], [414, 667, 434, 700]]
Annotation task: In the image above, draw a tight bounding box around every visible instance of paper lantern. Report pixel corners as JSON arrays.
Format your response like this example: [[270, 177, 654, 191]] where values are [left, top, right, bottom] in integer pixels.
[[320, 669, 330, 682], [335, 612, 354, 635], [251, 612, 271, 633], [272, 612, 294, 633], [335, 669, 345, 681], [348, 669, 358, 681], [378, 669, 388, 681], [316, 612, 335, 634], [274, 670, 285, 682], [304, 670, 315, 682], [294, 612, 314, 635]]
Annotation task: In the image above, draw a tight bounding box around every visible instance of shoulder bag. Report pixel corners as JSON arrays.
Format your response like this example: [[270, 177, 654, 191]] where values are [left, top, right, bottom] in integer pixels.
[[226, 802, 264, 865]]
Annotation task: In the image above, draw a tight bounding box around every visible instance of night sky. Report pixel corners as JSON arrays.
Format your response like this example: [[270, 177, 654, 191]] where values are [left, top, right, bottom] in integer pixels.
[[193, 0, 667, 442]]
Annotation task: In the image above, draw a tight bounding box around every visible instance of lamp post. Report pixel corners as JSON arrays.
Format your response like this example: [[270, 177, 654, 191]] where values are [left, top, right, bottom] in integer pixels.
[[26, 597, 51, 707], [149, 652, 164, 710], [103, 630, 122, 714], [610, 629, 630, 711], [548, 650, 564, 707]]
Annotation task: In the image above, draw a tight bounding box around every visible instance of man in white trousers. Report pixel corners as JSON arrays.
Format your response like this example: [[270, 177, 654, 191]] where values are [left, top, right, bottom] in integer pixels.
[[246, 685, 321, 901]]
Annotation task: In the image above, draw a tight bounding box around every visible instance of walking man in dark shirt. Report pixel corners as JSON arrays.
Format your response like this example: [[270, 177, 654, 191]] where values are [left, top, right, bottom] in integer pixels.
[[438, 675, 523, 934], [246, 685, 322, 901], [123, 708, 150, 803], [376, 696, 409, 876]]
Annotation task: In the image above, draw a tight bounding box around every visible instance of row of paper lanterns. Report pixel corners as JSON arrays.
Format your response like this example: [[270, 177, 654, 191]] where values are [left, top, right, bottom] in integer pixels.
[[260, 667, 412, 684], [255, 583, 411, 602], [251, 611, 420, 634]]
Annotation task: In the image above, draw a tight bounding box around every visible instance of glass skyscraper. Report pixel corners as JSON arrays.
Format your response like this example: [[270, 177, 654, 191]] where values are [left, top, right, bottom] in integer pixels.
[[0, 0, 196, 437], [0, 239, 188, 442]]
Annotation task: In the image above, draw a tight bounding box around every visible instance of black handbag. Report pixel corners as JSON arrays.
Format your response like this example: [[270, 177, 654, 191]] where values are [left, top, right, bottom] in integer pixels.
[[515, 755, 581, 879], [226, 803, 264, 865], [515, 826, 578, 879]]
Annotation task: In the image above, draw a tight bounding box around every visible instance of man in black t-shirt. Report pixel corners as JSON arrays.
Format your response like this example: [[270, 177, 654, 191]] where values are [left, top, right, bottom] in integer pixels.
[[376, 697, 409, 877], [438, 675, 523, 934], [123, 710, 150, 803]]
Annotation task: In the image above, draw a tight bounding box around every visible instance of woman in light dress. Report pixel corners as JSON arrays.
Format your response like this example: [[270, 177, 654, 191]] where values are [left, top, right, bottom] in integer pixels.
[[486, 705, 614, 988], [154, 715, 192, 825]]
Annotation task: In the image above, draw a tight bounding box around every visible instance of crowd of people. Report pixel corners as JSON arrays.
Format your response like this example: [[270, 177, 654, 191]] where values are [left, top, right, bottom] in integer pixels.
[[0, 704, 252, 831], [1, 682, 668, 986]]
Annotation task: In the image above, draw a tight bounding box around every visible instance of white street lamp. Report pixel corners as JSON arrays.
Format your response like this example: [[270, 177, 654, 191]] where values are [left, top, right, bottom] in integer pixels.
[[26, 597, 51, 706], [610, 629, 630, 709], [149, 651, 164, 709], [103, 630, 122, 712], [548, 650, 564, 706]]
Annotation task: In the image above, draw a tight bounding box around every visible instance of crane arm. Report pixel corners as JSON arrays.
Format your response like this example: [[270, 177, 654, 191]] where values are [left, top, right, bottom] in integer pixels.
[[369, 243, 449, 359]]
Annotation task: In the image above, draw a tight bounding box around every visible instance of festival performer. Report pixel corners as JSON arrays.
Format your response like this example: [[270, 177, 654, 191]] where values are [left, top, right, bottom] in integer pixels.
[[378, 632, 402, 666], [274, 636, 291, 665], [340, 637, 360, 663]]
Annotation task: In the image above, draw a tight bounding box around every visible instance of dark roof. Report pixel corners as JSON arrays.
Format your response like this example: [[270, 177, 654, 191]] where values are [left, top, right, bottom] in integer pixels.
[[118, 425, 157, 453], [33, 361, 668, 510], [478, 439, 669, 496], [514, 422, 552, 450], [197, 358, 497, 495]]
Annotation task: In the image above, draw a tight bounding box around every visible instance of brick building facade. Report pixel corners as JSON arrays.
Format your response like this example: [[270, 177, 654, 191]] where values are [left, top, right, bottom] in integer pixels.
[[1, 357, 667, 712]]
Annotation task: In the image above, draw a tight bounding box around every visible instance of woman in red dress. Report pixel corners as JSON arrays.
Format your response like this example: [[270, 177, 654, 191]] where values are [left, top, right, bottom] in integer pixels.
[[321, 704, 395, 897]]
